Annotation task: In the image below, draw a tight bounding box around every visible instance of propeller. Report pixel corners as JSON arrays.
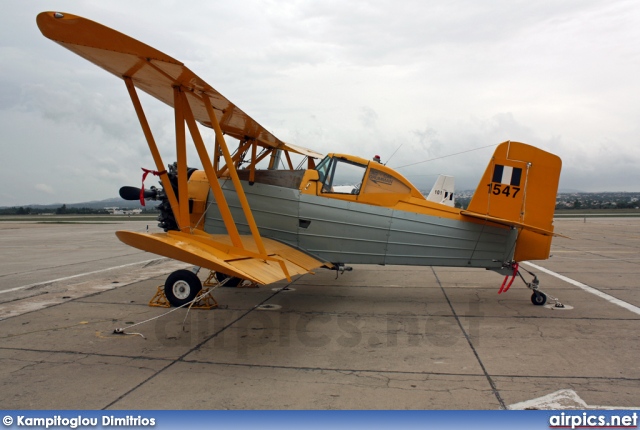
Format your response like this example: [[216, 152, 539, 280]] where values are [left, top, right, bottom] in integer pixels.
[[119, 186, 158, 201]]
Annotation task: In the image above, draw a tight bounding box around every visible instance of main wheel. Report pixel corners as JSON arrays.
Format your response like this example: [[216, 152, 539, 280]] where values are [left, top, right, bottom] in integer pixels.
[[164, 270, 202, 307], [214, 272, 243, 287], [531, 292, 547, 306]]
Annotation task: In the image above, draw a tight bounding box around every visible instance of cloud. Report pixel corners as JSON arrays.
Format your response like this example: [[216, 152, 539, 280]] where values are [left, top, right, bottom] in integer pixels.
[[35, 183, 55, 195], [359, 106, 378, 129], [1, 0, 639, 206], [20, 82, 139, 142]]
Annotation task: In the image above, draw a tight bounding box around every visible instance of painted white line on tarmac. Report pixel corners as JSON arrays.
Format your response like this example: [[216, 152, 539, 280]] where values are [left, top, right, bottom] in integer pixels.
[[0, 258, 165, 295], [522, 261, 640, 316], [509, 389, 640, 410]]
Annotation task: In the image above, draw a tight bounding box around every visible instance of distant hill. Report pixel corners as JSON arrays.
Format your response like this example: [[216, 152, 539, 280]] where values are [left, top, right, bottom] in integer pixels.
[[1, 197, 149, 211], [5, 191, 640, 212], [557, 189, 584, 193]]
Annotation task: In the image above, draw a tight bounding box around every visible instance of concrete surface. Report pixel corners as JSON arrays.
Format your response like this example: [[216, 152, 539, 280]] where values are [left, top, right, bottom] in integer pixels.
[[0, 218, 638, 410]]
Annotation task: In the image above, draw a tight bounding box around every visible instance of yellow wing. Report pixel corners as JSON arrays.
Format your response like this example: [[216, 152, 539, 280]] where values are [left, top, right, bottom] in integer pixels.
[[117, 231, 326, 284], [37, 11, 328, 285], [36, 11, 322, 159]]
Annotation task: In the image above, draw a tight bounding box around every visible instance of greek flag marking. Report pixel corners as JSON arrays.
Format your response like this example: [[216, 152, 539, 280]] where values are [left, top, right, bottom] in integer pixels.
[[492, 165, 522, 186]]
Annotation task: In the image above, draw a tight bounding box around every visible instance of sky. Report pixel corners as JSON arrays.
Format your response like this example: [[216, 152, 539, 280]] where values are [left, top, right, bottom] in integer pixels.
[[2, 0, 640, 206]]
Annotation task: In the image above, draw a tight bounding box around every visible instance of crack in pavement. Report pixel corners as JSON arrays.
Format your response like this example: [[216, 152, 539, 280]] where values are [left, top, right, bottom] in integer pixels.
[[431, 267, 507, 409]]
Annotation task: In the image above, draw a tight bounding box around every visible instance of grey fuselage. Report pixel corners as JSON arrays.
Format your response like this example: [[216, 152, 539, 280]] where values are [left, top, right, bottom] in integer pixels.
[[202, 171, 516, 270]]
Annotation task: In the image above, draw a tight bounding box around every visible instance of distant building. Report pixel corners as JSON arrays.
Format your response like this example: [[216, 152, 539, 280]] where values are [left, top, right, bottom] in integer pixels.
[[105, 207, 142, 215]]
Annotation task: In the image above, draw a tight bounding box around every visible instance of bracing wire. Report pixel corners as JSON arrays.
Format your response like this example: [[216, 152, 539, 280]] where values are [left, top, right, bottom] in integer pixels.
[[393, 143, 498, 169]]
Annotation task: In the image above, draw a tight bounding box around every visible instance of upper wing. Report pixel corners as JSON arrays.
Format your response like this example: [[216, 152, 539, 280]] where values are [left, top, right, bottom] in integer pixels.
[[37, 11, 328, 284], [36, 11, 322, 159]]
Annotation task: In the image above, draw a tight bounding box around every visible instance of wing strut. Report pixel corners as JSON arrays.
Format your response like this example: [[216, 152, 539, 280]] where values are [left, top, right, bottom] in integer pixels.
[[201, 92, 269, 257], [124, 79, 291, 280], [173, 86, 243, 246], [174, 86, 190, 231], [124, 77, 181, 226], [36, 11, 329, 284]]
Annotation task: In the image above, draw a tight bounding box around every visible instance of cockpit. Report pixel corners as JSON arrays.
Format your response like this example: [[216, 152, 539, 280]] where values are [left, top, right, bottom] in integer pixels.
[[313, 154, 420, 205]]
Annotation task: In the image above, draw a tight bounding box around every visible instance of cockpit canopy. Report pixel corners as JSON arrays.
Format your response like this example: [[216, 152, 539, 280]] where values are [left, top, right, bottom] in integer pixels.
[[315, 154, 422, 204]]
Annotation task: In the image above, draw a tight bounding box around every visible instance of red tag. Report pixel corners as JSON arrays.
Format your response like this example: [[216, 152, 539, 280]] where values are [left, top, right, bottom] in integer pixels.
[[140, 168, 166, 206]]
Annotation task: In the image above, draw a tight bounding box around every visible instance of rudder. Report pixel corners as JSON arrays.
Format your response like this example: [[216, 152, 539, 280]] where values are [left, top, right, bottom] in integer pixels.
[[466, 141, 562, 261]]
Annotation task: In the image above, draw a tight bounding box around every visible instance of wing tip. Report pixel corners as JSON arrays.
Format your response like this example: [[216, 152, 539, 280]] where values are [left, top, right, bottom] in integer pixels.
[[37, 10, 183, 66]]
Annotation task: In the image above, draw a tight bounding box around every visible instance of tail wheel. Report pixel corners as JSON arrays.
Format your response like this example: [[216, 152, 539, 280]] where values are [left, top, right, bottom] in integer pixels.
[[531, 291, 547, 306], [164, 269, 202, 307], [214, 272, 243, 287]]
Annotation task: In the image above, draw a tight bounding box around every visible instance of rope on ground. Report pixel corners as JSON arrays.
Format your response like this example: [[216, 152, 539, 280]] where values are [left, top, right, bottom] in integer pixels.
[[112, 277, 229, 339]]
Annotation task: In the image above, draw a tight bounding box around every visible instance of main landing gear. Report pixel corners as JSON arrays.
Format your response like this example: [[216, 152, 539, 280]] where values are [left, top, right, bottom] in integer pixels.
[[499, 262, 564, 308], [151, 268, 251, 308], [164, 269, 202, 307]]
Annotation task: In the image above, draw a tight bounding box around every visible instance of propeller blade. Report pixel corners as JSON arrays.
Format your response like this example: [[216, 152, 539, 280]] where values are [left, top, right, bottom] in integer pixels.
[[119, 186, 157, 201]]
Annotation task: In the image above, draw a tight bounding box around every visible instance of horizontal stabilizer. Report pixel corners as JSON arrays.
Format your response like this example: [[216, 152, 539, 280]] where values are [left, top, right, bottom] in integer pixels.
[[460, 210, 567, 238]]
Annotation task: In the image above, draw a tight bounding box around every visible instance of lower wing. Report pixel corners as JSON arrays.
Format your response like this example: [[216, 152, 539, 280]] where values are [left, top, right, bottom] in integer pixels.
[[116, 231, 328, 284]]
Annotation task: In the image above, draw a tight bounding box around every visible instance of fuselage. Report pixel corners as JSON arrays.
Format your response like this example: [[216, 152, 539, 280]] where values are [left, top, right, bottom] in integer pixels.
[[191, 154, 517, 269]]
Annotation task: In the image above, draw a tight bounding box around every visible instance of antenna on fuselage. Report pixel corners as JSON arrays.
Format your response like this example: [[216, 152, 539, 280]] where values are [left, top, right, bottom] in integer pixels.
[[384, 143, 403, 166]]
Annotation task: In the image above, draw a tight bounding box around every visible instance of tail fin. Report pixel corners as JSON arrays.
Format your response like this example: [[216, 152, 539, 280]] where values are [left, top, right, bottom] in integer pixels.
[[463, 141, 562, 261], [426, 174, 455, 207]]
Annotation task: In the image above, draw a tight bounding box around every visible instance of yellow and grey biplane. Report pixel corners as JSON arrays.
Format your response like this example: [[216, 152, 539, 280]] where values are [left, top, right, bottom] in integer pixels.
[[37, 12, 563, 308]]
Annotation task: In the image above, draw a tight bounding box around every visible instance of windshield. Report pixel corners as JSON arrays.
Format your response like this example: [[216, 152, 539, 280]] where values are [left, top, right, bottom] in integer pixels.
[[319, 157, 367, 195], [315, 156, 332, 184]]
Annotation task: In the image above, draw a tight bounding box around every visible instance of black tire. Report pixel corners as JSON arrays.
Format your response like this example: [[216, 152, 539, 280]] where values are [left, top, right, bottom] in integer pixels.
[[164, 270, 202, 307], [214, 272, 243, 287], [531, 292, 547, 306]]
